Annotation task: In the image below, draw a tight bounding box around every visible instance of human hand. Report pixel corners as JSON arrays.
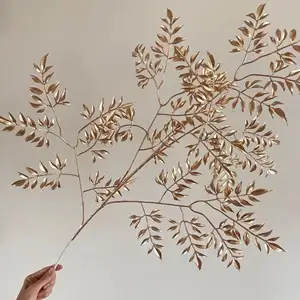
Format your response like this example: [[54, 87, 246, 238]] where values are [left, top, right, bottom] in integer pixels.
[[17, 264, 63, 300]]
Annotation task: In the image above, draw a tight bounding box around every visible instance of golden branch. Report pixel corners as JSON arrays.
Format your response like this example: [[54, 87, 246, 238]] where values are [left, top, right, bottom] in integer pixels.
[[0, 4, 295, 273]]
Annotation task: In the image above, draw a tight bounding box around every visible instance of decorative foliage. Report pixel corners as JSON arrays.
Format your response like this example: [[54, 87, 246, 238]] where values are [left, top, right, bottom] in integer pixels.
[[1, 3, 296, 271]]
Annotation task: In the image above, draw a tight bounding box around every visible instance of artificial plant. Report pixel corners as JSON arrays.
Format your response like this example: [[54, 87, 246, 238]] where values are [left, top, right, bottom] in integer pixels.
[[1, 3, 298, 270]]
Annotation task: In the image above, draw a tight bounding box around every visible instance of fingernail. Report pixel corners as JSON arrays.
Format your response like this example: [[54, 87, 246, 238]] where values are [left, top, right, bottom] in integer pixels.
[[48, 267, 54, 274]]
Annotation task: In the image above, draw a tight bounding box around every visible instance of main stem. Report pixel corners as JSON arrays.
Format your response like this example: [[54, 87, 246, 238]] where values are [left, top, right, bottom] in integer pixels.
[[54, 118, 209, 266], [53, 197, 212, 266], [74, 148, 85, 225]]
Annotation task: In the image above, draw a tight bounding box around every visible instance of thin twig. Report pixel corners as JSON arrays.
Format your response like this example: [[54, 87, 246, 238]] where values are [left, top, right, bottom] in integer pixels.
[[233, 19, 258, 80], [78, 140, 97, 157], [236, 73, 298, 83], [27, 172, 78, 179], [47, 131, 74, 148], [41, 74, 63, 136], [180, 208, 198, 254], [190, 206, 236, 260], [162, 91, 186, 107], [83, 185, 115, 193], [229, 86, 271, 109], [243, 40, 300, 66], [205, 202, 268, 243]]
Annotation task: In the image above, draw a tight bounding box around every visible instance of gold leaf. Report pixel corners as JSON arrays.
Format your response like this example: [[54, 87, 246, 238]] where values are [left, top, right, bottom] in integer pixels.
[[258, 22, 270, 29], [138, 229, 147, 239], [16, 128, 26, 136], [31, 180, 38, 189], [19, 113, 27, 125], [229, 39, 241, 47], [39, 161, 48, 173], [172, 37, 185, 44], [274, 107, 287, 123], [289, 69, 300, 77], [160, 25, 169, 34], [25, 131, 35, 142], [177, 236, 187, 245], [40, 53, 49, 71], [250, 224, 264, 231], [207, 51, 215, 67], [30, 75, 43, 84], [0, 116, 12, 125], [195, 255, 202, 270], [166, 8, 173, 22], [157, 34, 168, 43], [26, 167, 38, 175], [290, 29, 297, 41], [251, 188, 269, 196], [234, 259, 241, 271], [36, 137, 45, 147], [239, 27, 250, 37], [254, 238, 262, 251], [182, 246, 190, 255], [30, 87, 43, 95], [45, 73, 54, 84], [49, 160, 58, 170], [190, 52, 199, 64], [247, 13, 256, 20], [249, 100, 255, 114], [256, 4, 266, 18], [276, 29, 282, 42], [23, 181, 30, 189], [243, 232, 250, 245], [40, 178, 48, 189], [47, 83, 60, 93], [172, 25, 183, 35], [235, 182, 242, 195], [154, 246, 162, 260], [244, 20, 254, 29], [293, 45, 300, 52], [12, 179, 27, 187], [268, 242, 285, 252]]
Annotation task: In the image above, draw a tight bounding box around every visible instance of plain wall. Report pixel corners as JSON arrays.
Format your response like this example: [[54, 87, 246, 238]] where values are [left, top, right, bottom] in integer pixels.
[[1, 0, 300, 299]]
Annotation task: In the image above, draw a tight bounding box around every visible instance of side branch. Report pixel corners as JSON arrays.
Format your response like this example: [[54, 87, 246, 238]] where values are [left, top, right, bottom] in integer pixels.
[[205, 202, 273, 246], [41, 74, 63, 136], [236, 73, 299, 83], [243, 40, 300, 66]]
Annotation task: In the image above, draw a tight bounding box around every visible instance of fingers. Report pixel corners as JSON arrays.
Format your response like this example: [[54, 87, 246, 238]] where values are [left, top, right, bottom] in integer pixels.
[[30, 267, 55, 292], [25, 264, 63, 298], [26, 264, 63, 285], [37, 265, 63, 299], [30, 265, 53, 278], [38, 286, 53, 299], [43, 278, 55, 290], [25, 265, 53, 285], [28, 264, 62, 280]]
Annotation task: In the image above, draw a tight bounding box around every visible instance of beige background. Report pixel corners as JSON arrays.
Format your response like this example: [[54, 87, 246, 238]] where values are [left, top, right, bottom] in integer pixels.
[[1, 0, 300, 299]]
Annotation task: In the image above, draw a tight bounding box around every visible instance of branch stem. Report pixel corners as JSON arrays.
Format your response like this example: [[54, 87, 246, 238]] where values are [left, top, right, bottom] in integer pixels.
[[41, 75, 63, 136], [74, 148, 85, 225], [243, 40, 300, 66]]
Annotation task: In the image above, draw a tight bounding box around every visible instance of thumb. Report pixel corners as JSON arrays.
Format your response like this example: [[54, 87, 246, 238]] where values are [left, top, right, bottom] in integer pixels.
[[30, 268, 54, 293]]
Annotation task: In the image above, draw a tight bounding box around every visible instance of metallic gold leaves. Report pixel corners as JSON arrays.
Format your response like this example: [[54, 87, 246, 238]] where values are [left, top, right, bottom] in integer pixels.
[[12, 155, 71, 190], [130, 207, 164, 260], [1, 3, 294, 272], [30, 54, 70, 114]]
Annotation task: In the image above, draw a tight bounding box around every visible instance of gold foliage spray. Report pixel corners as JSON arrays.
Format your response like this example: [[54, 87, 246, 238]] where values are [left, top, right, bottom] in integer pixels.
[[1, 4, 298, 271]]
